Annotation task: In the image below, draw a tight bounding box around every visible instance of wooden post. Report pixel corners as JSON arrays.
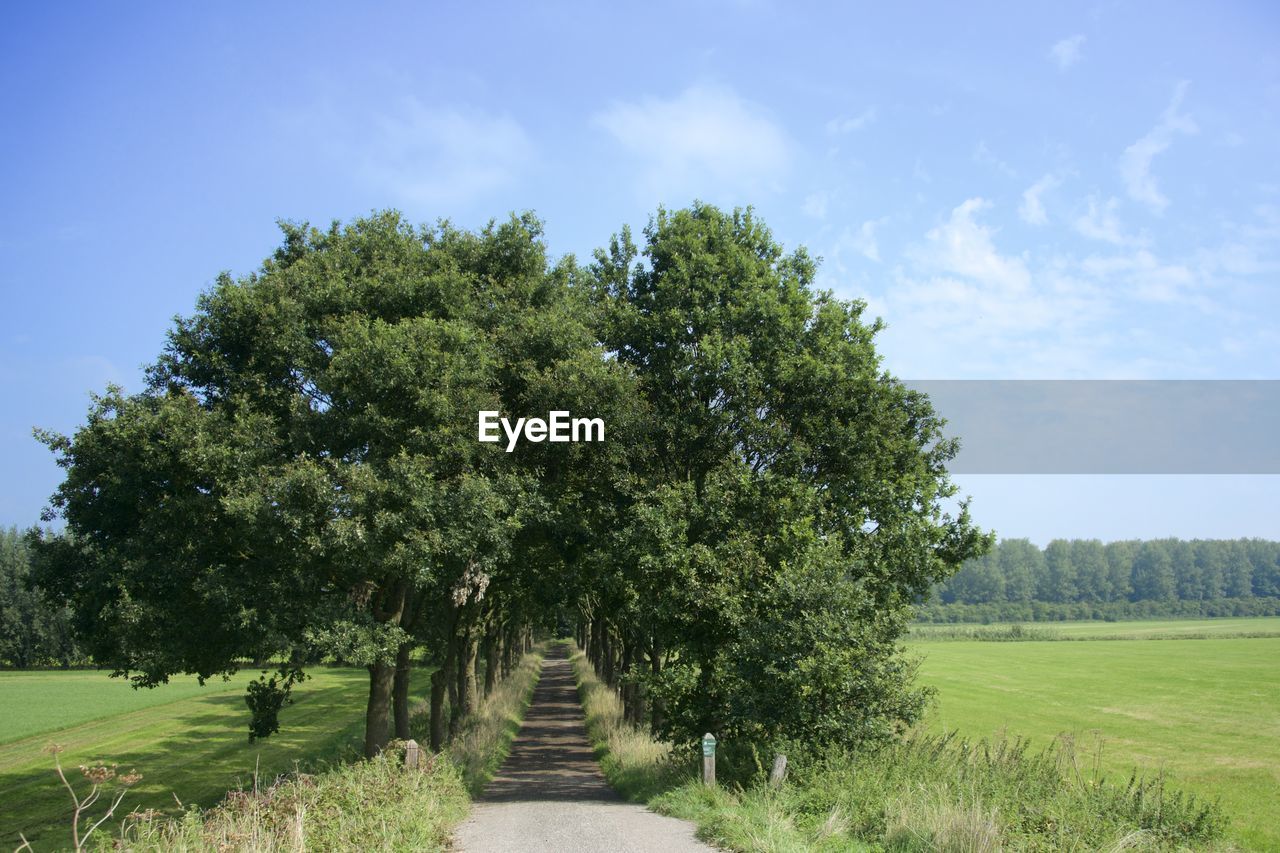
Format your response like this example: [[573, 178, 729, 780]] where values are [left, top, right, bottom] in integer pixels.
[[701, 733, 717, 787], [403, 739, 421, 770], [769, 753, 788, 788]]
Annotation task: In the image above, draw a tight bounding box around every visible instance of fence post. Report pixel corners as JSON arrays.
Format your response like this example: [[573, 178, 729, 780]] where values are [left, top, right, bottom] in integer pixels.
[[702, 733, 717, 787], [403, 739, 421, 770], [769, 753, 788, 788]]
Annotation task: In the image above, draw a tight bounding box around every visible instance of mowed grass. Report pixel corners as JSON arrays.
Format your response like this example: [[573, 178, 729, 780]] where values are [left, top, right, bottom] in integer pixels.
[[909, 615, 1280, 641], [0, 666, 427, 849], [911, 635, 1280, 850], [1044, 616, 1280, 638], [0, 670, 244, 745]]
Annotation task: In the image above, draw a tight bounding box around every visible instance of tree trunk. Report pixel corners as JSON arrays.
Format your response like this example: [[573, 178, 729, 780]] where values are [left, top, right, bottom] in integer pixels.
[[591, 616, 603, 674], [458, 626, 480, 719], [392, 642, 414, 740], [429, 667, 448, 751], [443, 631, 460, 737], [504, 623, 517, 677], [484, 628, 502, 697], [602, 625, 616, 688], [621, 635, 637, 725], [364, 660, 395, 757], [649, 637, 664, 734]]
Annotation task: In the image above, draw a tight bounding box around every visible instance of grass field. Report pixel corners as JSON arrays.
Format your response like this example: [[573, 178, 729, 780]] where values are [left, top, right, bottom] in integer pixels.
[[0, 666, 427, 849], [911, 632, 1280, 850], [909, 616, 1280, 641]]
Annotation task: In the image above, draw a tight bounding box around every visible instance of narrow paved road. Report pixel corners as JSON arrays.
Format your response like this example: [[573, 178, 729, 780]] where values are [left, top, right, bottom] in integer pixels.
[[453, 645, 712, 852]]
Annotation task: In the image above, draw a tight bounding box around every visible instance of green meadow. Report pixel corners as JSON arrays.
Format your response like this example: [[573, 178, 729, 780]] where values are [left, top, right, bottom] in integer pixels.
[[909, 616, 1280, 641], [911, 625, 1280, 850], [0, 667, 426, 849]]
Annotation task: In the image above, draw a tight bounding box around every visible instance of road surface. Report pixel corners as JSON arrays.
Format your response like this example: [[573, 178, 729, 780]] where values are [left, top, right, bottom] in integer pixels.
[[453, 645, 712, 852]]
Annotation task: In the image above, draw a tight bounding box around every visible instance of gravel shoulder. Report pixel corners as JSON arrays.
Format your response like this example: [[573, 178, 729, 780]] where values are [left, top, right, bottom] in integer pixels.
[[453, 645, 712, 852]]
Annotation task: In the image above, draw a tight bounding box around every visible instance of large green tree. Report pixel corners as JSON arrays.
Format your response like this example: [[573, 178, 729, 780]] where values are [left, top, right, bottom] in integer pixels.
[[32, 211, 598, 756], [585, 204, 990, 754]]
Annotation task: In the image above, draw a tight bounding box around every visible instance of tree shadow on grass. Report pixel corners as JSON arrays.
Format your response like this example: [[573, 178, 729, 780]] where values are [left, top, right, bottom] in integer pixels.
[[0, 670, 372, 848]]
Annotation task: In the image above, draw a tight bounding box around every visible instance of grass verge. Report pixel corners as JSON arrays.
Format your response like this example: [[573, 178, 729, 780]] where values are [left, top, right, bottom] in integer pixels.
[[15, 649, 544, 852], [569, 645, 1230, 852]]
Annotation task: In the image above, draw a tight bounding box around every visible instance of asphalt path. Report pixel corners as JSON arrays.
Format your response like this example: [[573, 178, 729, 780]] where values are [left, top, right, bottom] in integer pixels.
[[453, 645, 712, 852]]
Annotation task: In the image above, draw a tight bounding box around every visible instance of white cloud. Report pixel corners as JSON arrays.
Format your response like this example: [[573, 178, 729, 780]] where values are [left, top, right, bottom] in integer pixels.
[[1120, 81, 1198, 214], [865, 199, 1119, 377], [359, 99, 533, 205], [1074, 196, 1137, 245], [1081, 250, 1198, 306], [826, 107, 877, 134], [843, 218, 886, 263], [917, 198, 1031, 294], [842, 196, 1275, 379], [802, 192, 829, 219], [1019, 173, 1060, 225], [974, 141, 1016, 178], [1049, 35, 1086, 71], [593, 84, 790, 200]]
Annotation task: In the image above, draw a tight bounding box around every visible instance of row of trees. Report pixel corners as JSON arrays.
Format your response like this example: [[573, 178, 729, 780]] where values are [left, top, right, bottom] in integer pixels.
[[934, 537, 1280, 606], [0, 527, 83, 667], [30, 204, 987, 760], [915, 595, 1280, 624]]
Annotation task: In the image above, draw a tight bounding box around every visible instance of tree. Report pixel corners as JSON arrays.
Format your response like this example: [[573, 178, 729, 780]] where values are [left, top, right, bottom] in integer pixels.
[[1071, 539, 1109, 603], [1042, 540, 1077, 603], [31, 212, 580, 756], [591, 204, 990, 754], [0, 527, 81, 667], [1104, 540, 1137, 602], [944, 553, 1005, 604], [998, 538, 1043, 603], [1222, 541, 1254, 598], [1132, 541, 1176, 601]]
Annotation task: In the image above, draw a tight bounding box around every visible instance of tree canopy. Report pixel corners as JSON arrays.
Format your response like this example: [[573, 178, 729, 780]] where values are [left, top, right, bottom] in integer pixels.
[[31, 204, 989, 760]]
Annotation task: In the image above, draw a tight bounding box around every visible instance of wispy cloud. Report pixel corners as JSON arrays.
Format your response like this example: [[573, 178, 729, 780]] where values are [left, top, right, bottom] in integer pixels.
[[837, 218, 887, 263], [826, 107, 877, 134], [974, 141, 1016, 178], [1074, 196, 1138, 245], [359, 99, 533, 205], [871, 198, 1113, 376], [1081, 249, 1198, 306], [1049, 35, 1086, 71], [802, 192, 829, 219], [593, 84, 790, 200], [1019, 174, 1061, 225], [1120, 82, 1198, 214], [915, 198, 1031, 294]]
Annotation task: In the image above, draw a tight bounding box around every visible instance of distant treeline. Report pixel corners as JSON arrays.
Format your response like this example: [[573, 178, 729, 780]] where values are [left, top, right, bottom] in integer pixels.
[[920, 537, 1280, 623], [0, 527, 85, 667]]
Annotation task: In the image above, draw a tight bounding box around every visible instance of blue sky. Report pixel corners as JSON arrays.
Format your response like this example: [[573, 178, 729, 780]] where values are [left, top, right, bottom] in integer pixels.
[[2, 2, 1278, 542]]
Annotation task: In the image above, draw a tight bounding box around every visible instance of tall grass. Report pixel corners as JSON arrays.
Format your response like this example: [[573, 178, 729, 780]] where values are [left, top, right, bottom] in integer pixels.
[[571, 645, 682, 801], [111, 748, 468, 852], [569, 645, 1229, 852], [106, 648, 544, 852], [417, 646, 543, 795]]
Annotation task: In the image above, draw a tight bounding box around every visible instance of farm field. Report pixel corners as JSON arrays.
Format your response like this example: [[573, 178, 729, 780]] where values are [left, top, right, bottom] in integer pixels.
[[911, 632, 1280, 851], [909, 615, 1280, 641], [0, 667, 427, 849]]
